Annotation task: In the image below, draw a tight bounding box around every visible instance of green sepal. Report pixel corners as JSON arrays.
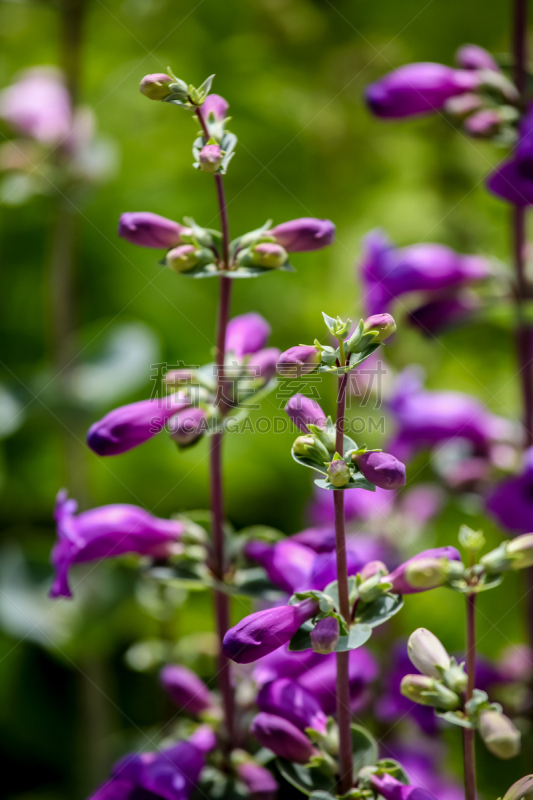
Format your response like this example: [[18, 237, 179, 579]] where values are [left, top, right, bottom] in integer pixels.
[[373, 759, 410, 784], [335, 624, 372, 652], [276, 759, 337, 796], [315, 473, 376, 492], [229, 220, 273, 259], [351, 724, 378, 773], [449, 571, 503, 594], [435, 710, 475, 729], [353, 593, 403, 628], [290, 589, 336, 613]]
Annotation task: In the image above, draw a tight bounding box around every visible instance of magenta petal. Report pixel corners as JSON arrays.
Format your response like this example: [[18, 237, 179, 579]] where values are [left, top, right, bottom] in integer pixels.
[[487, 159, 533, 206]]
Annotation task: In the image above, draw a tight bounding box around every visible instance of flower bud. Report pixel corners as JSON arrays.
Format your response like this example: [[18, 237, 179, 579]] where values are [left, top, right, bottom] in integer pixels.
[[169, 408, 208, 446], [502, 775, 533, 800], [507, 533, 533, 570], [163, 369, 197, 389], [166, 245, 205, 273], [310, 616, 340, 654], [407, 628, 450, 679], [292, 435, 330, 463], [285, 394, 326, 434], [247, 347, 280, 383], [257, 678, 328, 734], [327, 459, 351, 487], [359, 560, 389, 581], [199, 143, 223, 173], [139, 73, 175, 101], [363, 313, 397, 342], [479, 710, 521, 759], [464, 109, 501, 138], [200, 94, 229, 123], [277, 345, 320, 377], [444, 92, 483, 116], [250, 242, 288, 269], [269, 217, 335, 252], [250, 713, 317, 764], [400, 674, 460, 710], [236, 759, 278, 800], [353, 450, 406, 490], [293, 435, 316, 456], [118, 212, 190, 249], [455, 44, 500, 72], [159, 664, 213, 715], [388, 547, 462, 595]]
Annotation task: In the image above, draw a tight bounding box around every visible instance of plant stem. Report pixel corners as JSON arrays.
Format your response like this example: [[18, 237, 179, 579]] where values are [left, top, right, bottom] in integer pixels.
[[334, 367, 352, 794], [511, 0, 533, 703], [462, 592, 477, 800]]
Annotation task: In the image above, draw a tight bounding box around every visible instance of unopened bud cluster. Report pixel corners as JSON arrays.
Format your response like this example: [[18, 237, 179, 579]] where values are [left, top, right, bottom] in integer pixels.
[[401, 628, 466, 711]]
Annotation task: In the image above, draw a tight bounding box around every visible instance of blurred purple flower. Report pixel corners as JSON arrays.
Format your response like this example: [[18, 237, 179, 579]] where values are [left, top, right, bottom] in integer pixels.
[[371, 772, 438, 800], [251, 712, 316, 763], [244, 539, 315, 594], [487, 104, 533, 205], [376, 642, 438, 735], [455, 44, 500, 72], [236, 760, 278, 800], [257, 678, 328, 733], [464, 109, 502, 137], [118, 212, 190, 249], [223, 599, 318, 663], [408, 292, 480, 335], [87, 395, 191, 456], [309, 484, 396, 526], [365, 63, 480, 118], [88, 737, 209, 800], [50, 490, 182, 599], [386, 745, 463, 800], [226, 312, 270, 357], [247, 347, 281, 383], [200, 94, 228, 123], [169, 408, 208, 447], [486, 446, 533, 533], [360, 230, 490, 316], [297, 647, 379, 715], [285, 394, 327, 433], [269, 217, 335, 251], [160, 665, 213, 715], [289, 526, 337, 552], [0, 68, 71, 144]]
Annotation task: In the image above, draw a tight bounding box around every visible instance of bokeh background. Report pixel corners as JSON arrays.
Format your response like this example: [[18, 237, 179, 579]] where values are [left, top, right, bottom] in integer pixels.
[[0, 0, 530, 797]]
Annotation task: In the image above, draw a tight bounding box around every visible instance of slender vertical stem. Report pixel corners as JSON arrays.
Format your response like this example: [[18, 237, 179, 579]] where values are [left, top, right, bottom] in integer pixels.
[[334, 369, 352, 794], [462, 593, 477, 800]]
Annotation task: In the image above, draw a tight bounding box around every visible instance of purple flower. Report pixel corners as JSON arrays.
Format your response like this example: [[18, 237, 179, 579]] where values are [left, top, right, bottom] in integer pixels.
[[50, 491, 182, 599], [297, 647, 378, 714], [87, 395, 190, 456], [309, 485, 396, 526], [487, 104, 533, 205], [253, 645, 325, 686], [257, 678, 328, 733], [160, 665, 213, 715], [250, 242, 287, 268], [464, 109, 501, 137], [200, 94, 228, 123], [310, 616, 340, 654], [354, 451, 406, 490], [365, 63, 480, 118], [363, 313, 397, 342], [387, 547, 462, 595], [226, 312, 270, 358], [371, 772, 438, 800], [0, 68, 71, 144], [408, 292, 480, 335], [236, 761, 278, 800], [222, 599, 318, 664], [169, 408, 208, 447], [386, 745, 463, 800], [289, 526, 337, 552], [118, 212, 190, 249], [387, 367, 508, 462], [277, 345, 320, 377], [486, 447, 533, 533], [140, 73, 174, 101], [244, 539, 315, 594], [285, 394, 326, 433], [455, 44, 500, 72], [250, 713, 316, 763], [361, 230, 490, 316], [199, 143, 223, 173], [376, 642, 438, 735], [88, 737, 209, 800], [247, 347, 281, 383], [269, 217, 335, 252]]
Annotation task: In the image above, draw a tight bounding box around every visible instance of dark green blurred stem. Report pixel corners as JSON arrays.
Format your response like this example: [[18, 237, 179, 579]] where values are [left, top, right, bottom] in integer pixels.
[[512, 0, 533, 702], [462, 592, 477, 800], [334, 369, 352, 794]]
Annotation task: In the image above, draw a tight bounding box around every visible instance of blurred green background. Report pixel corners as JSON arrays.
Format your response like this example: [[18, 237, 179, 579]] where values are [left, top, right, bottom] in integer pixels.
[[0, 0, 531, 797]]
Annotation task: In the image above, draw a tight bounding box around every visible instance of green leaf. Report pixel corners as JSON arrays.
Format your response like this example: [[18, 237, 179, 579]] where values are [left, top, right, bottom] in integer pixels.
[[292, 448, 330, 476], [354, 593, 403, 628], [374, 760, 409, 784], [288, 620, 315, 651], [314, 473, 376, 492], [322, 312, 337, 331], [351, 724, 378, 773], [435, 710, 474, 729], [276, 760, 337, 796], [335, 624, 372, 652]]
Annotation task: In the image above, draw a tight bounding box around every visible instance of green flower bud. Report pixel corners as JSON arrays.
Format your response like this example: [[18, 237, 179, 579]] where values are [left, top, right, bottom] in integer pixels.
[[140, 73, 176, 101], [507, 534, 533, 570], [407, 628, 450, 679], [502, 775, 533, 800], [443, 659, 468, 694], [293, 435, 315, 456], [404, 557, 449, 590], [293, 435, 330, 462], [327, 459, 351, 488], [480, 542, 510, 574], [166, 245, 212, 273], [363, 313, 397, 342], [479, 710, 521, 759], [250, 242, 288, 269], [400, 674, 460, 710], [199, 143, 224, 173]]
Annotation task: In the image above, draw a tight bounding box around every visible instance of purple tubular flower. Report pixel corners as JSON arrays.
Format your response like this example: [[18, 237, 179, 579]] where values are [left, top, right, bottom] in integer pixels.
[[244, 539, 315, 594], [297, 648, 378, 714], [250, 713, 316, 764], [222, 599, 318, 664], [455, 44, 500, 72], [361, 230, 490, 315], [118, 212, 189, 249], [87, 394, 190, 456], [289, 526, 337, 553], [247, 347, 280, 383], [365, 63, 480, 118], [200, 94, 229, 123], [376, 642, 438, 735], [0, 68, 71, 144], [226, 312, 271, 358], [50, 491, 182, 599], [487, 104, 533, 204], [371, 772, 438, 800], [486, 447, 533, 533], [387, 547, 462, 595], [236, 760, 278, 800], [388, 745, 463, 800], [309, 484, 396, 526], [285, 394, 326, 433], [354, 451, 406, 490], [269, 217, 335, 252], [253, 645, 325, 686], [159, 664, 213, 715], [169, 408, 208, 447], [277, 345, 320, 377], [408, 293, 479, 335], [257, 678, 328, 734], [89, 738, 208, 800]]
